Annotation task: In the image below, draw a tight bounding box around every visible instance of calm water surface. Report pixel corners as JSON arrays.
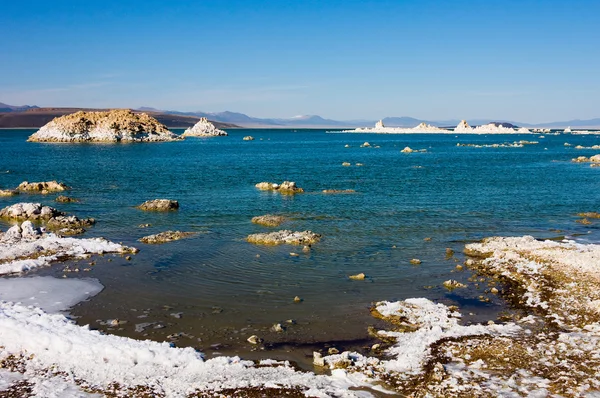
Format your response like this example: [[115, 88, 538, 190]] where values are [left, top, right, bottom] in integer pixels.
[[1, 128, 599, 367]]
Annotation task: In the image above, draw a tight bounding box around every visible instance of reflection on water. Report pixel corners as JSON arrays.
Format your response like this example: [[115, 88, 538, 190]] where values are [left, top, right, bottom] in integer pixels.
[[1, 128, 599, 367]]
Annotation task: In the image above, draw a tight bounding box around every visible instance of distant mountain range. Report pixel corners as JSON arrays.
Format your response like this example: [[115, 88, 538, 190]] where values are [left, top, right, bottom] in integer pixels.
[[0, 105, 237, 129], [2, 102, 600, 128], [137, 107, 600, 129], [0, 102, 39, 113]]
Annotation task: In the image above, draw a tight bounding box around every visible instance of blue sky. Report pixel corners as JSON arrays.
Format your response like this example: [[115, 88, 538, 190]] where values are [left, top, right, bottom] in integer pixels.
[[1, 0, 599, 122]]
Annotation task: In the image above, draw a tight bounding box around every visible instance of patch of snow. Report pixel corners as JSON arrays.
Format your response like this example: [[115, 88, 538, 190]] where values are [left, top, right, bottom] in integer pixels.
[[0, 221, 134, 276], [0, 276, 103, 314]]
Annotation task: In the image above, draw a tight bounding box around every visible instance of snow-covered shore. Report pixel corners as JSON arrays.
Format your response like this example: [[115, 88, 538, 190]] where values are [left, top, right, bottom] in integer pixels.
[[2, 222, 600, 396]]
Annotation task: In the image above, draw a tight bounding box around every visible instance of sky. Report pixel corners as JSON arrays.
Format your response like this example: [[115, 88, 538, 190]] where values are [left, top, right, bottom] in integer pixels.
[[1, 0, 599, 123]]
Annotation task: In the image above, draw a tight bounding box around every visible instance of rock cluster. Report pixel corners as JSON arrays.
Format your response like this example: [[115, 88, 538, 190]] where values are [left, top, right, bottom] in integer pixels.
[[139, 231, 195, 244], [572, 154, 600, 163], [0, 203, 95, 235], [46, 215, 95, 235], [18, 180, 68, 193], [246, 230, 321, 245], [27, 109, 181, 143], [0, 202, 63, 220], [137, 199, 179, 211], [255, 181, 304, 194], [181, 118, 228, 137], [251, 214, 286, 227]]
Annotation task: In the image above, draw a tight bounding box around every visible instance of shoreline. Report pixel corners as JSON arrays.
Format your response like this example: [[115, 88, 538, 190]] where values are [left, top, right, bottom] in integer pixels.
[[2, 233, 600, 396]]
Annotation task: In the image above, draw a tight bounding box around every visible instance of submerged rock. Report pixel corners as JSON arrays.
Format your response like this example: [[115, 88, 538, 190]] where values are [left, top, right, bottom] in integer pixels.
[[0, 189, 19, 196], [137, 199, 179, 211], [255, 181, 304, 194], [322, 189, 356, 194], [55, 195, 79, 203], [578, 212, 600, 219], [246, 230, 321, 245], [139, 231, 195, 244], [181, 118, 227, 137], [251, 214, 286, 227], [28, 109, 181, 143], [18, 180, 68, 193]]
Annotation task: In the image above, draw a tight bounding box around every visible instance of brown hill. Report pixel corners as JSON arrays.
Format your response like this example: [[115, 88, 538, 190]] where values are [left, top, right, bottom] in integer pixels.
[[0, 108, 239, 129]]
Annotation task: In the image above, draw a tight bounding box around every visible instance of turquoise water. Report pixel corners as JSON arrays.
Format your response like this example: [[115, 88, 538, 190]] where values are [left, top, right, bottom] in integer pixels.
[[1, 129, 599, 366]]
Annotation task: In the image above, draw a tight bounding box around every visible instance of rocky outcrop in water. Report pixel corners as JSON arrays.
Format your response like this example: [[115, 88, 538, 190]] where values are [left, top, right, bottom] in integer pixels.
[[18, 180, 68, 193], [46, 215, 96, 235], [255, 181, 304, 194], [0, 203, 95, 235], [139, 231, 195, 244], [0, 202, 62, 220], [243, 136, 254, 141], [27, 110, 181, 143], [181, 118, 228, 137], [246, 230, 321, 245], [251, 215, 286, 227], [137, 199, 179, 211], [572, 154, 600, 163]]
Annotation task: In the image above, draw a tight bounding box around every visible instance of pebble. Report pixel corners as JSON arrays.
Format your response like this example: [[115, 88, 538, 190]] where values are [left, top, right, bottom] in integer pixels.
[[247, 335, 262, 345], [293, 296, 302, 303], [271, 323, 284, 333], [410, 258, 422, 265], [327, 347, 339, 355], [349, 273, 365, 280]]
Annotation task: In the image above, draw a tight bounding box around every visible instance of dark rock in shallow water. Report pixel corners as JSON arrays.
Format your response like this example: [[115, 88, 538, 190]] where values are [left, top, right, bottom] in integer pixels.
[[137, 199, 179, 211]]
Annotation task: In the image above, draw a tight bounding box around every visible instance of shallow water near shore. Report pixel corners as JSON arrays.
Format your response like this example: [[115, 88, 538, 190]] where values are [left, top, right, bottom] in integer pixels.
[[1, 128, 599, 369]]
